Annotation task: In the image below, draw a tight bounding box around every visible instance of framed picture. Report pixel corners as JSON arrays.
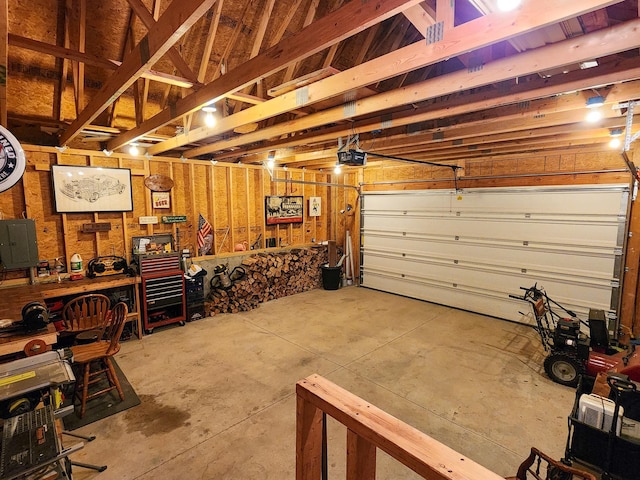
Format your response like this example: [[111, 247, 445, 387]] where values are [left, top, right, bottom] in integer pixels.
[[265, 195, 304, 225], [51, 165, 133, 213], [152, 191, 171, 209], [309, 196, 321, 217]]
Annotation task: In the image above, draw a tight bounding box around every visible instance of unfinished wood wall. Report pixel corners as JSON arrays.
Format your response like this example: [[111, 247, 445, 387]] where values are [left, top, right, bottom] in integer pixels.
[[0, 145, 356, 283]]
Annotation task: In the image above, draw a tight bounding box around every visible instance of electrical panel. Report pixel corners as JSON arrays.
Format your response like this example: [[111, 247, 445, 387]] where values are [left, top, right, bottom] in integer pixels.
[[0, 219, 40, 269]]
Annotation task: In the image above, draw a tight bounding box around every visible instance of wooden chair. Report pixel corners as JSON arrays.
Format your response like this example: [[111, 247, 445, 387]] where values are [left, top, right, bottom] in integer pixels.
[[62, 293, 111, 344], [506, 447, 596, 480], [70, 302, 128, 418]]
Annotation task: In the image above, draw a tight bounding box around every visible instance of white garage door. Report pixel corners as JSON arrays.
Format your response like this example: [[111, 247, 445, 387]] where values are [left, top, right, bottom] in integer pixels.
[[360, 185, 630, 325]]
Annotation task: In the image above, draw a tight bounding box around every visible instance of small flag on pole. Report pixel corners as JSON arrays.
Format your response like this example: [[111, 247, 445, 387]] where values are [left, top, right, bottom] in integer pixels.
[[197, 214, 213, 256]]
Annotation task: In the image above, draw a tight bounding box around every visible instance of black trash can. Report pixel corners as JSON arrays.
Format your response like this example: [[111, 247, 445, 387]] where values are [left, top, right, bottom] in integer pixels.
[[321, 265, 342, 290]]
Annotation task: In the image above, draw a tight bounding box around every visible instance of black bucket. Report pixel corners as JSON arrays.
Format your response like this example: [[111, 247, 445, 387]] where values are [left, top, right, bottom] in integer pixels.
[[321, 265, 342, 290]]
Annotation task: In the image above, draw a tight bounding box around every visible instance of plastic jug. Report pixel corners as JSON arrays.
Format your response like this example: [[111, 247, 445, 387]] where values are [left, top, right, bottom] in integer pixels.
[[70, 253, 83, 273]]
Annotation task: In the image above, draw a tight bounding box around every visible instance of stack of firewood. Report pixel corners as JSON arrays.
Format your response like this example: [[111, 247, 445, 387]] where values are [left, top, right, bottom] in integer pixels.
[[205, 247, 329, 316]]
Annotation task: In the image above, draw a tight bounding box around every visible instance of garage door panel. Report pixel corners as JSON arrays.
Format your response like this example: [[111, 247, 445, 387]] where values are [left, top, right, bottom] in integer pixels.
[[363, 188, 627, 216], [362, 256, 613, 309], [363, 268, 613, 322], [361, 185, 628, 324], [363, 244, 618, 285], [363, 216, 621, 246], [363, 237, 616, 276]]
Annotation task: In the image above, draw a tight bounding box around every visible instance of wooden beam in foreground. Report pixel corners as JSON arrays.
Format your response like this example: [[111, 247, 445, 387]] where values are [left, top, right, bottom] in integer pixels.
[[59, 0, 215, 146], [296, 374, 505, 480]]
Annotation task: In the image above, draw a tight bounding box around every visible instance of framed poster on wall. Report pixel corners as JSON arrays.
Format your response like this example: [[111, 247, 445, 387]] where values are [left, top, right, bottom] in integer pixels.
[[265, 195, 304, 225], [51, 165, 133, 213]]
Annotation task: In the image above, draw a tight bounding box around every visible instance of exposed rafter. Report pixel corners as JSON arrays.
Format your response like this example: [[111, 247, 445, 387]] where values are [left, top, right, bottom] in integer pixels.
[[59, 0, 216, 146], [106, 0, 425, 151]]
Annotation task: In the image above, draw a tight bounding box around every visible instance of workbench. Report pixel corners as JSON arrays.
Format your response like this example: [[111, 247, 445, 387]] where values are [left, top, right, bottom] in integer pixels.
[[0, 275, 142, 357]]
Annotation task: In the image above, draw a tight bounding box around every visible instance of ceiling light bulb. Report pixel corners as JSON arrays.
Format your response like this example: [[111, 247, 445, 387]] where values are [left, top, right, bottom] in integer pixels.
[[204, 112, 216, 128], [334, 164, 342, 174], [609, 137, 621, 149], [586, 110, 602, 123], [497, 0, 521, 12], [266, 158, 275, 168], [129, 144, 139, 156]]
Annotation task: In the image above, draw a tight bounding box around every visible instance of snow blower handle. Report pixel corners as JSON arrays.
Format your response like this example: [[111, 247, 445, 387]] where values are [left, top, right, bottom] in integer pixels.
[[606, 373, 637, 394]]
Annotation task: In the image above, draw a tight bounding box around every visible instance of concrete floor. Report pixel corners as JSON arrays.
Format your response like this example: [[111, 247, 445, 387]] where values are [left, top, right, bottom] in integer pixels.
[[69, 286, 575, 479]]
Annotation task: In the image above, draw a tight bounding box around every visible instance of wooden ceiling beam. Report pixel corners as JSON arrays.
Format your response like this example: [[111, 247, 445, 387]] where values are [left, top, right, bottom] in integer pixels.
[[181, 18, 639, 158], [212, 58, 640, 162], [108, 0, 425, 151], [436, 0, 455, 30], [374, 117, 630, 157], [8, 34, 195, 88], [402, 2, 435, 36], [126, 0, 200, 85], [70, 0, 86, 116], [178, 0, 629, 158], [281, 0, 320, 85], [197, 0, 224, 84], [306, 62, 640, 151], [59, 0, 216, 146], [370, 85, 638, 152]]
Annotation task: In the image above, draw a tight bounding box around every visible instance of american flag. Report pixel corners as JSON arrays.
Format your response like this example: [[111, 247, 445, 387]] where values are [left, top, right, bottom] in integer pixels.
[[197, 214, 212, 254]]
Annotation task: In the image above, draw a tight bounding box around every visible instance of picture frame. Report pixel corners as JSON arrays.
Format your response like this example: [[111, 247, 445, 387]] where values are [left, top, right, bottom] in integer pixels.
[[265, 195, 304, 225], [309, 196, 321, 217], [51, 165, 133, 213], [152, 191, 171, 209]]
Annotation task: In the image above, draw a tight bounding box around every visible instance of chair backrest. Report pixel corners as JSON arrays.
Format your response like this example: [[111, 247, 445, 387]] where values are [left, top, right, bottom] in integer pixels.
[[104, 302, 128, 356], [514, 447, 596, 480], [62, 294, 111, 332]]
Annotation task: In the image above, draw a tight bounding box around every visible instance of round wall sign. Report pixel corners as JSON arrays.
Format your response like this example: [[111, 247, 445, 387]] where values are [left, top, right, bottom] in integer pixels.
[[0, 126, 27, 193]]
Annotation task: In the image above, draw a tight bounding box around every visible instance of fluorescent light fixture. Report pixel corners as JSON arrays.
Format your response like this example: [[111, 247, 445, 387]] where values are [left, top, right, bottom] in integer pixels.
[[496, 0, 521, 12], [129, 143, 139, 156], [586, 95, 605, 108]]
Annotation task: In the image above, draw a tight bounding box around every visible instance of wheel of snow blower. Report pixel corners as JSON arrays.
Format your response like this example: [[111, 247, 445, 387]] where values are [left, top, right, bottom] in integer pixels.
[[544, 353, 584, 387]]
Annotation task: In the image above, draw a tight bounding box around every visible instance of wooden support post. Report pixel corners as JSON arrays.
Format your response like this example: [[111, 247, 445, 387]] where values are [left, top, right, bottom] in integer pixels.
[[208, 163, 217, 254], [296, 393, 323, 480], [347, 429, 376, 480]]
